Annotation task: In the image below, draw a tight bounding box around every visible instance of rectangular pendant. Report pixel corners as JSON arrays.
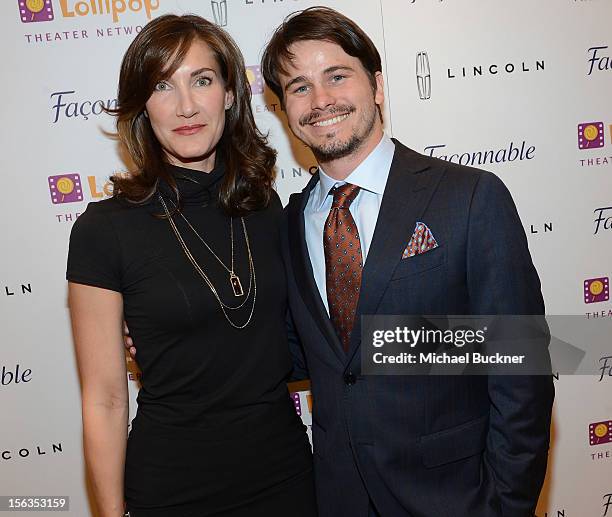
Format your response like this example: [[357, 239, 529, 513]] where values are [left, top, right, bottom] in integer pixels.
[[230, 273, 244, 297]]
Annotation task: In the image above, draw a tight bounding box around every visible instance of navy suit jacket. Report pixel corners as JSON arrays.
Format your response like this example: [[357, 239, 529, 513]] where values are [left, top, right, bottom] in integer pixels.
[[282, 140, 554, 517]]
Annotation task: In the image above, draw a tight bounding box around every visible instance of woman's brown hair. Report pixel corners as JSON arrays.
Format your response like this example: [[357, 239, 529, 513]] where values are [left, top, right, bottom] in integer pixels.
[[109, 14, 276, 215]]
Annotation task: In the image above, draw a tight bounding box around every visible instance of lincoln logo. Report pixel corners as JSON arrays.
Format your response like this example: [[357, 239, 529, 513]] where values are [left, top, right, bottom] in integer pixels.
[[1, 442, 63, 461], [416, 51, 431, 100], [447, 59, 544, 78], [211, 0, 227, 27]]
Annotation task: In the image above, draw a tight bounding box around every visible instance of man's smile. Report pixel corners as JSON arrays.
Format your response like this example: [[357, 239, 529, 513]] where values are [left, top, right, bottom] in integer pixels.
[[311, 113, 351, 127]]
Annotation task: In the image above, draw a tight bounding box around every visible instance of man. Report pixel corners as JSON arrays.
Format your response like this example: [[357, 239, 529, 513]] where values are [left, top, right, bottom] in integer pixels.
[[260, 7, 554, 517], [126, 7, 553, 515]]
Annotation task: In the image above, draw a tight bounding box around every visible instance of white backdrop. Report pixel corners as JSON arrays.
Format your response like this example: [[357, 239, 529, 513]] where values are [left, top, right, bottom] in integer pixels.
[[1, 1, 611, 515]]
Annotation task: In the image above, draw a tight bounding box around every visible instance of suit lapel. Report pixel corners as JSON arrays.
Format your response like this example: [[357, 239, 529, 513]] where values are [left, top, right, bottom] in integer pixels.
[[345, 141, 445, 365], [287, 173, 345, 363]]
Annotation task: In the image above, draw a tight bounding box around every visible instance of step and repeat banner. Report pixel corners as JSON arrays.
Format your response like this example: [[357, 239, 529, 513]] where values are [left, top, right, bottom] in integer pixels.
[[1, 0, 611, 515]]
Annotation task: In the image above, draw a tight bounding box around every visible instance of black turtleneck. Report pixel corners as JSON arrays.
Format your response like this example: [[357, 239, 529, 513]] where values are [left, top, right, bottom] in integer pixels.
[[158, 161, 225, 208], [66, 163, 312, 515]]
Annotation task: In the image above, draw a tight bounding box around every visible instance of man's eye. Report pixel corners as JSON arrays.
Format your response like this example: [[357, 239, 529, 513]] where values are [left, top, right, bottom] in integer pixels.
[[293, 85, 308, 94], [332, 75, 345, 82]]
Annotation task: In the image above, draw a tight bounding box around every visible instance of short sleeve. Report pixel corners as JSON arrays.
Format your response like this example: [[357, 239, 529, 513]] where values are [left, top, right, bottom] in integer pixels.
[[269, 188, 284, 212], [66, 201, 122, 292]]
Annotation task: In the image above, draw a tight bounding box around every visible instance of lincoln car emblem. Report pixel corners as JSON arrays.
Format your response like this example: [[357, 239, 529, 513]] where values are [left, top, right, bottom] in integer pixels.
[[416, 51, 431, 100], [211, 0, 227, 27]]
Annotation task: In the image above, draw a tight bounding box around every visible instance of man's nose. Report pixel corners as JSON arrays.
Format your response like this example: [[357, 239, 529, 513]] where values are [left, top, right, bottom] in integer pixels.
[[310, 84, 335, 111]]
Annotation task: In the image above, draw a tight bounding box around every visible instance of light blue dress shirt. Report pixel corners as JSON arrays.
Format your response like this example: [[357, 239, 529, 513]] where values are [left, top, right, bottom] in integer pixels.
[[304, 134, 396, 313]]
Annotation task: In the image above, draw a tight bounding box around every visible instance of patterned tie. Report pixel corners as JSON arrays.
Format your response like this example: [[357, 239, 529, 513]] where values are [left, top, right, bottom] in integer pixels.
[[324, 183, 363, 352]]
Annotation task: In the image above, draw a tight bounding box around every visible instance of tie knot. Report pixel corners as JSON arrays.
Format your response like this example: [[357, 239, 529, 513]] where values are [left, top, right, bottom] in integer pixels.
[[330, 183, 360, 209]]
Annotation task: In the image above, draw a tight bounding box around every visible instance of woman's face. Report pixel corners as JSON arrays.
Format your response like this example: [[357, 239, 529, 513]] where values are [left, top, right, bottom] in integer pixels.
[[145, 40, 234, 172]]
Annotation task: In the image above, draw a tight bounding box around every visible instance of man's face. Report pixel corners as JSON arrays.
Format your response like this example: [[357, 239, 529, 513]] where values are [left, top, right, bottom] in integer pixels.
[[279, 40, 384, 163]]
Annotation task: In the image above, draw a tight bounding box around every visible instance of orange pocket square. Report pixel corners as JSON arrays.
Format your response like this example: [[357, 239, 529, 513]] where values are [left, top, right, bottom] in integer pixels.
[[402, 222, 438, 259]]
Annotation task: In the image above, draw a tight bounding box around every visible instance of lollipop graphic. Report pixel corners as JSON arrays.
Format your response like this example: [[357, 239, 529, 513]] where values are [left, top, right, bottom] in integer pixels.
[[584, 277, 609, 304], [589, 420, 612, 446], [26, 0, 44, 18], [56, 177, 75, 203], [19, 0, 54, 23], [578, 121, 604, 150], [48, 174, 83, 204], [290, 392, 302, 417], [246, 66, 264, 95]]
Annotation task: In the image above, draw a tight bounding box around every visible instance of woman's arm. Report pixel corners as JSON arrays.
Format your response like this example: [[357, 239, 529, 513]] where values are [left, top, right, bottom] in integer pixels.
[[69, 282, 128, 517]]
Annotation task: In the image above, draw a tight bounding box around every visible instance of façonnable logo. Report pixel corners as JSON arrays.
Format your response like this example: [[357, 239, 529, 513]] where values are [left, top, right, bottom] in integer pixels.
[[19, 0, 159, 24]]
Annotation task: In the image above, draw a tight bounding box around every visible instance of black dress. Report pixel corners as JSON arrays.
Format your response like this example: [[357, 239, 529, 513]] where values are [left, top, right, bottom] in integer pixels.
[[66, 162, 316, 516]]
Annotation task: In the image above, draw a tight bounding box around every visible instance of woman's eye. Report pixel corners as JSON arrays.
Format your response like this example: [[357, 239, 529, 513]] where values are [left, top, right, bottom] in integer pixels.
[[154, 82, 168, 91], [196, 77, 212, 87]]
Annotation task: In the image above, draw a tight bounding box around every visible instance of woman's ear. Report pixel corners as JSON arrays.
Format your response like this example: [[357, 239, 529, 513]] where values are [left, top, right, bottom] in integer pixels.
[[224, 90, 234, 110]]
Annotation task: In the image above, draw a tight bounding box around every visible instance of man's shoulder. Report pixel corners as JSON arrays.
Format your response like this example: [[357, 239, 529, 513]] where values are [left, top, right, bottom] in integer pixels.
[[393, 139, 505, 194], [285, 175, 317, 211]]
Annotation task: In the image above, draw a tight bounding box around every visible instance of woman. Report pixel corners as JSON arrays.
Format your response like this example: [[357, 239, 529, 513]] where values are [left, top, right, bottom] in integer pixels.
[[67, 14, 316, 517]]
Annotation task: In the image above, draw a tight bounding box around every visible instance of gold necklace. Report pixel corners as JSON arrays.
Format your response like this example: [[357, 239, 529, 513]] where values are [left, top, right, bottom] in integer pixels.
[[168, 197, 247, 297], [158, 194, 256, 329]]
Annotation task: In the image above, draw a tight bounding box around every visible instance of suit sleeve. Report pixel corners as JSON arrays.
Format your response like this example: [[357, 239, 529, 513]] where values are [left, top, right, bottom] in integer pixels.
[[278, 203, 310, 381], [466, 171, 554, 517], [286, 308, 309, 381]]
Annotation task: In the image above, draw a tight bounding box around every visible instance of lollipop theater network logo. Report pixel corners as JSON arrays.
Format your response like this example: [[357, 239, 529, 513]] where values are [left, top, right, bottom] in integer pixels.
[[590, 420, 612, 446], [19, 0, 160, 25], [47, 173, 115, 209], [584, 277, 609, 304], [246, 65, 264, 96], [578, 121, 605, 150], [18, 0, 54, 22], [578, 120, 612, 168], [48, 174, 83, 204]]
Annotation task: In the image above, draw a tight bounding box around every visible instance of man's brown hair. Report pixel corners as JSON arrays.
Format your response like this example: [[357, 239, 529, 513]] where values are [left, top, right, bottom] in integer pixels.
[[261, 6, 382, 105]]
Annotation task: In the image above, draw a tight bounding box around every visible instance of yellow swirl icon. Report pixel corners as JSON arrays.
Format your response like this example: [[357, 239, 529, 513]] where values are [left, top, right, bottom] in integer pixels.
[[583, 124, 599, 142], [594, 423, 609, 438], [26, 0, 45, 13], [56, 177, 75, 195], [590, 280, 604, 296], [246, 68, 256, 86]]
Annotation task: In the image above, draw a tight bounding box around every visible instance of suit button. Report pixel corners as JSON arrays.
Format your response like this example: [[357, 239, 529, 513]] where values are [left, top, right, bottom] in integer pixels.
[[344, 372, 356, 385]]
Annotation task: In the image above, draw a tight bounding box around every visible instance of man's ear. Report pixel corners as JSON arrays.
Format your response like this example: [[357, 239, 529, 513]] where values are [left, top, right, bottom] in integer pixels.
[[374, 71, 385, 107]]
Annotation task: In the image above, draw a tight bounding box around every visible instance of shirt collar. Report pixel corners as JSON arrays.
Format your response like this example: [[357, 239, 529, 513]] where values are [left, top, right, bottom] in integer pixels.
[[314, 134, 395, 210]]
